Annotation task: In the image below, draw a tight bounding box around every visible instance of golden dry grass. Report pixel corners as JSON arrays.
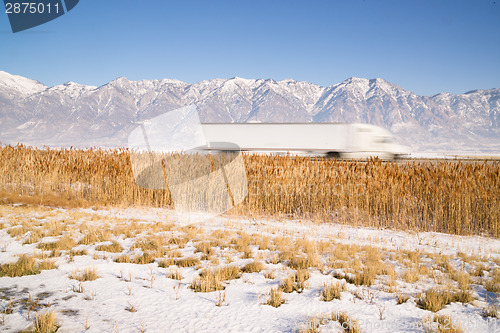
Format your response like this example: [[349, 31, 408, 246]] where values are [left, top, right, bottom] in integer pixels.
[[417, 288, 473, 312], [321, 282, 346, 301], [190, 265, 241, 292], [174, 257, 201, 267], [241, 260, 265, 273], [265, 287, 285, 308], [0, 255, 41, 277], [166, 268, 183, 280], [422, 315, 462, 333], [95, 241, 123, 253], [280, 269, 310, 293], [484, 269, 500, 292], [38, 235, 76, 251], [30, 310, 59, 333], [483, 305, 498, 318], [69, 267, 99, 281], [1, 145, 499, 237], [396, 292, 409, 304], [332, 312, 362, 333], [300, 312, 361, 333]]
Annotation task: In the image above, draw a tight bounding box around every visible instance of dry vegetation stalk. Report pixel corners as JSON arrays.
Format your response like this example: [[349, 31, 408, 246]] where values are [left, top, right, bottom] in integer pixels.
[[1, 145, 499, 236]]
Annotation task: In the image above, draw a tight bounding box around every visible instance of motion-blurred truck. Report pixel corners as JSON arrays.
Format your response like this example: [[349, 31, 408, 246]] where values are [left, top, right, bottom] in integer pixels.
[[201, 123, 408, 159]]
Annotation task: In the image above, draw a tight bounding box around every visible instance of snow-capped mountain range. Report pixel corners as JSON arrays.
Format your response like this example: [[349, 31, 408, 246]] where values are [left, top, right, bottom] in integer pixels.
[[0, 70, 499, 152]]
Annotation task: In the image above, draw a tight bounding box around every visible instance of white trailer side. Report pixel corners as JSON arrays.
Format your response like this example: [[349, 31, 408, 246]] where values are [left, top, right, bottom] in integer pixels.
[[201, 123, 348, 154]]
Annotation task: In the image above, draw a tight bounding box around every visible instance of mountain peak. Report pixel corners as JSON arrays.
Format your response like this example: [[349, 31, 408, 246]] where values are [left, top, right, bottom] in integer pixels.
[[344, 77, 369, 83], [47, 82, 97, 98], [227, 76, 256, 85], [369, 77, 389, 84], [0, 70, 46, 95], [111, 76, 130, 84], [279, 78, 301, 85]]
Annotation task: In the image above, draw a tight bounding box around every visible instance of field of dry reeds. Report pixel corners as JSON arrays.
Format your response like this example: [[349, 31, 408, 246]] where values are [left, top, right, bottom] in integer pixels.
[[0, 144, 499, 237]]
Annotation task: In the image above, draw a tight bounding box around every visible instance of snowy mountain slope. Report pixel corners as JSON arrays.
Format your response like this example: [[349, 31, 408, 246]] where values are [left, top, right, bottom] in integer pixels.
[[0, 71, 498, 152], [0, 71, 46, 97]]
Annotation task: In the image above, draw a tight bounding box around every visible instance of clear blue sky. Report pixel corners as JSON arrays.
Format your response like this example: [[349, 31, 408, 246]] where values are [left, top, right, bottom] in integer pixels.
[[1, 0, 499, 96]]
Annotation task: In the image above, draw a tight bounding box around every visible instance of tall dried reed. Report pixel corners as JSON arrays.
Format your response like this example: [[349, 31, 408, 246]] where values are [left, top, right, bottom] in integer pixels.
[[1, 145, 499, 237]]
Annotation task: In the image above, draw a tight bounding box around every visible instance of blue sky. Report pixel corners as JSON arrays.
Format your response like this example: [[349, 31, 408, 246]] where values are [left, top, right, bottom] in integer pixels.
[[1, 0, 499, 95]]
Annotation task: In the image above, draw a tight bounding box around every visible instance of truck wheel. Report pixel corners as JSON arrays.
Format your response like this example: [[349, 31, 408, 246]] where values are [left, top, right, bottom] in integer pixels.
[[326, 152, 341, 159]]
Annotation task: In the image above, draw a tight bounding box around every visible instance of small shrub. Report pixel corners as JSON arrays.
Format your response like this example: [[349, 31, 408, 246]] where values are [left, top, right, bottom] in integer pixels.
[[191, 265, 240, 292], [422, 315, 462, 333], [289, 254, 322, 270], [0, 255, 41, 277], [242, 260, 265, 273], [166, 268, 183, 280], [454, 289, 473, 303], [195, 242, 215, 256], [166, 249, 183, 258], [190, 273, 224, 292], [125, 301, 137, 313], [402, 269, 419, 284], [484, 269, 500, 292], [451, 271, 470, 290], [69, 249, 88, 256], [417, 288, 472, 312], [321, 282, 346, 301], [174, 257, 201, 267], [38, 235, 76, 251], [471, 263, 486, 277], [8, 226, 28, 238], [299, 315, 324, 333], [78, 231, 109, 245], [332, 311, 361, 333], [168, 237, 188, 248], [417, 289, 453, 312], [280, 276, 295, 293], [280, 269, 310, 293], [23, 231, 43, 245], [347, 269, 375, 286], [70, 267, 99, 281], [31, 310, 59, 333], [483, 305, 498, 318], [200, 265, 240, 281], [405, 250, 421, 265], [295, 269, 310, 291], [39, 259, 57, 271], [114, 255, 131, 263], [131, 237, 165, 252], [95, 241, 122, 253], [158, 258, 175, 268], [132, 252, 155, 265], [266, 287, 285, 307], [396, 292, 409, 304]]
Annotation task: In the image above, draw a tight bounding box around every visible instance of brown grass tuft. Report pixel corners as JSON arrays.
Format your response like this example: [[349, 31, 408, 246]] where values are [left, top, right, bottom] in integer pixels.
[[0, 255, 41, 277], [31, 310, 59, 333], [321, 282, 346, 301], [422, 315, 462, 333], [70, 267, 99, 281], [265, 287, 285, 308], [242, 260, 265, 273], [174, 257, 201, 267], [95, 241, 123, 253]]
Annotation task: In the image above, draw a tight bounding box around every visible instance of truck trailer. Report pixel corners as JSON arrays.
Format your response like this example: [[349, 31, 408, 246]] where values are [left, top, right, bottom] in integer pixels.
[[201, 123, 408, 159]]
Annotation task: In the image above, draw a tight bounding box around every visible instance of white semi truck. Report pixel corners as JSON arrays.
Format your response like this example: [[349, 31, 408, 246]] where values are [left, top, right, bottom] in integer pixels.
[[201, 123, 408, 159]]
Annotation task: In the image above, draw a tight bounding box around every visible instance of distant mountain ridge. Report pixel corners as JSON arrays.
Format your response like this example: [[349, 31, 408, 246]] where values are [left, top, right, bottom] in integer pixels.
[[0, 70, 499, 152]]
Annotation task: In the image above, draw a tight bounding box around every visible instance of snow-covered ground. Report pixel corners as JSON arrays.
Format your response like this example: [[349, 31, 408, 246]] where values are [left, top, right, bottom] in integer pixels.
[[0, 204, 499, 333]]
